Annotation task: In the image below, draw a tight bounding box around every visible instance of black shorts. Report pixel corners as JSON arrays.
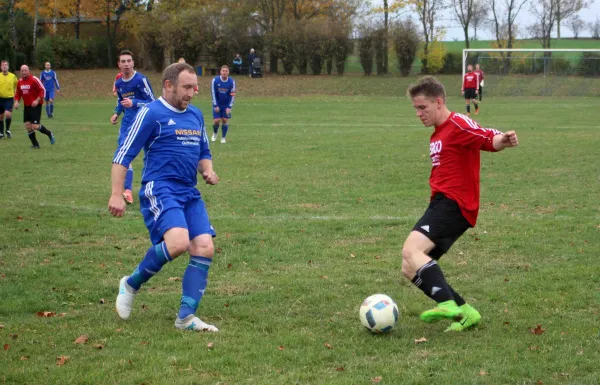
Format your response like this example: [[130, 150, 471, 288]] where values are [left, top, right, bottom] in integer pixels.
[[0, 97, 13, 114], [23, 105, 43, 124], [464, 88, 477, 100], [412, 193, 472, 259]]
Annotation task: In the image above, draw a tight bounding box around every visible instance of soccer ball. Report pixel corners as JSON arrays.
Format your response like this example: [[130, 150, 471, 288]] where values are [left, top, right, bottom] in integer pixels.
[[359, 294, 399, 333]]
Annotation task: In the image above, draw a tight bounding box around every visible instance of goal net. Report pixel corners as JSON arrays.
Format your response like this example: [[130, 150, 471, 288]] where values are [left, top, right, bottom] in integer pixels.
[[462, 49, 600, 97]]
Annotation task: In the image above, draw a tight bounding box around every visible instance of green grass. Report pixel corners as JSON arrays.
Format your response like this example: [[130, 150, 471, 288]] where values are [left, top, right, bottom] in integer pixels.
[[1, 76, 600, 384]]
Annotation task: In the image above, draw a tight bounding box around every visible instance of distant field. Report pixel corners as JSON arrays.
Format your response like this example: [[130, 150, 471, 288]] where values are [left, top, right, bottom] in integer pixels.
[[1, 73, 599, 384], [345, 38, 600, 74]]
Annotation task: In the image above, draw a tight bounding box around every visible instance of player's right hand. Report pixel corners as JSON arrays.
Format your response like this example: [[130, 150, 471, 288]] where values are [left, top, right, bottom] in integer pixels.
[[14, 102, 19, 110], [110, 114, 119, 124], [108, 194, 127, 217], [461, 91, 464, 96], [214, 106, 220, 113]]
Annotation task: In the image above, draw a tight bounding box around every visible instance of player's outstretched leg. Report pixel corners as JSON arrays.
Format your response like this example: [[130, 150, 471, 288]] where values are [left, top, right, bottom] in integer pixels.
[[116, 241, 173, 320], [445, 303, 481, 332], [402, 233, 462, 323]]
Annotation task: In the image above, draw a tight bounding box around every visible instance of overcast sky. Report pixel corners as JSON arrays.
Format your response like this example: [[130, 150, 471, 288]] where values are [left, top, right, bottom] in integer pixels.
[[370, 0, 600, 40]]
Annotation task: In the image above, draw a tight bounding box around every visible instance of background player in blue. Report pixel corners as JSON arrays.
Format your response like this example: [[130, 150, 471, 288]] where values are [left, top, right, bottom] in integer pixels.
[[110, 50, 155, 205], [210, 65, 236, 144], [41, 62, 60, 118], [108, 62, 220, 332]]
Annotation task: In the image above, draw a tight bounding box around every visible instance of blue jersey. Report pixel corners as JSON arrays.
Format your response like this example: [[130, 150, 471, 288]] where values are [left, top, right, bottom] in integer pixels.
[[40, 70, 60, 91], [114, 71, 155, 136], [211, 76, 236, 108], [113, 97, 211, 187]]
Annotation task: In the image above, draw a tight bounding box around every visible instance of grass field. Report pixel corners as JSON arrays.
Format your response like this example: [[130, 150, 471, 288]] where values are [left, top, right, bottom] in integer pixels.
[[1, 73, 599, 384]]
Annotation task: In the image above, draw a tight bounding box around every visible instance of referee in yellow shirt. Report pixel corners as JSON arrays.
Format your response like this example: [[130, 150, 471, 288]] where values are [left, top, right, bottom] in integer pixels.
[[0, 59, 18, 139]]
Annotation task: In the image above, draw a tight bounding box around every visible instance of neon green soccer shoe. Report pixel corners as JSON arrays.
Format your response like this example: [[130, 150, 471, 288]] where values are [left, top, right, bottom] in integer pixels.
[[445, 304, 481, 332], [420, 300, 462, 323]]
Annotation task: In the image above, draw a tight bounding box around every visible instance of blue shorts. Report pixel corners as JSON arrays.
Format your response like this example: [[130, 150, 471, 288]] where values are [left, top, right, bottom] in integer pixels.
[[212, 106, 232, 120], [45, 89, 56, 101], [139, 181, 216, 245], [0, 98, 13, 114]]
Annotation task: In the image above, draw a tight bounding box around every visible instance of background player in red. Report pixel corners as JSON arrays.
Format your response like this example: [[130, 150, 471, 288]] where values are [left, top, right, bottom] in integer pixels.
[[113, 72, 123, 97], [14, 64, 55, 149], [461, 64, 480, 116], [474, 63, 484, 102], [402, 76, 518, 331]]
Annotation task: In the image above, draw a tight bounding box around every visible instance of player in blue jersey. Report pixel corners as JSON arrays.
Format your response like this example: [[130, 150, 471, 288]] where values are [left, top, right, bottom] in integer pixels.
[[40, 62, 60, 118], [110, 50, 155, 205], [210, 65, 236, 144], [109, 62, 220, 332]]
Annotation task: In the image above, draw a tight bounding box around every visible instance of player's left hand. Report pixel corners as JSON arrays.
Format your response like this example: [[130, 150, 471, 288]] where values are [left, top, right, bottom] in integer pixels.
[[121, 98, 133, 108], [226, 108, 231, 115], [108, 194, 127, 217], [202, 171, 219, 185], [31, 100, 39, 108], [14, 102, 19, 110], [501, 131, 519, 148]]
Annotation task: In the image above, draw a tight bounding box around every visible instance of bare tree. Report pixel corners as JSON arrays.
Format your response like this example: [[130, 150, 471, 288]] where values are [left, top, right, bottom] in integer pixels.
[[556, 0, 587, 38], [471, 0, 489, 40], [488, 0, 528, 73], [452, 0, 475, 48], [590, 17, 600, 39], [413, 0, 447, 73], [530, 0, 585, 48], [567, 14, 585, 38]]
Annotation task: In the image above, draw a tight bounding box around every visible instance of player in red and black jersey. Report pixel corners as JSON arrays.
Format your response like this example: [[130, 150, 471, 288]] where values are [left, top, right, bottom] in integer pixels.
[[474, 64, 484, 102], [402, 76, 518, 331], [462, 64, 480, 116], [14, 64, 55, 149]]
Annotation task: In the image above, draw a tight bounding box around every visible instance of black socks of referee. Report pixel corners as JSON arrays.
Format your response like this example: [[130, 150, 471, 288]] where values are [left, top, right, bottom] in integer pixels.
[[413, 260, 466, 306], [38, 125, 53, 137]]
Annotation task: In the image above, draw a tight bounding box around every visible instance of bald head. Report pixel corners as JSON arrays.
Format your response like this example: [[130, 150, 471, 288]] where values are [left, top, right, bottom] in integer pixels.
[[20, 65, 30, 78]]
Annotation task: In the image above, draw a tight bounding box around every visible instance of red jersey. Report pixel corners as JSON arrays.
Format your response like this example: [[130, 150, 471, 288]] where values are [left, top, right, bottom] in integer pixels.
[[462, 71, 479, 91], [113, 72, 123, 93], [473, 69, 484, 84], [15, 75, 45, 106], [428, 112, 503, 226]]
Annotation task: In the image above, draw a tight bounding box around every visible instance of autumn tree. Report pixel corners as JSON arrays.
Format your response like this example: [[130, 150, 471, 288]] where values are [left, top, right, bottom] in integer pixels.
[[411, 0, 447, 73]]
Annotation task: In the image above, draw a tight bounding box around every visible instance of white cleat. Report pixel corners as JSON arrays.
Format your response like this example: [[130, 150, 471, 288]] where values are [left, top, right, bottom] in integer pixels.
[[116, 276, 137, 320], [220, 137, 226, 144], [174, 314, 219, 332], [211, 133, 217, 142]]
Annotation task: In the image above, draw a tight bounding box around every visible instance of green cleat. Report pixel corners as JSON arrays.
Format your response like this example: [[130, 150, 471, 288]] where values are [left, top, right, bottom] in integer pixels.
[[420, 300, 462, 323], [445, 304, 481, 332]]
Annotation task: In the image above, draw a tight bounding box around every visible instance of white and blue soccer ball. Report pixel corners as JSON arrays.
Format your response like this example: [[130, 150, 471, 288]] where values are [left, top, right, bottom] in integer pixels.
[[359, 294, 399, 333]]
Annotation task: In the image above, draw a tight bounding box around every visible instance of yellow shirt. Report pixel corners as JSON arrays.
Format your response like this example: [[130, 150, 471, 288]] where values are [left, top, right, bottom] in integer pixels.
[[0, 72, 18, 98]]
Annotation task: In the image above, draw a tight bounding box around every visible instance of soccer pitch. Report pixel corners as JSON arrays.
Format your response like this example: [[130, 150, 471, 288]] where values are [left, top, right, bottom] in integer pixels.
[[1, 76, 599, 384]]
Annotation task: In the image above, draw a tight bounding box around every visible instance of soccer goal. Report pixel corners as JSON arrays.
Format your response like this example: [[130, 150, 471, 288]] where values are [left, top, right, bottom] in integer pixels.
[[462, 48, 600, 97]]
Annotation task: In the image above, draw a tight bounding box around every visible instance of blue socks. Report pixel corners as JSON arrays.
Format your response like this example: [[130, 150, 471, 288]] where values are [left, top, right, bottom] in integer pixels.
[[45, 104, 51, 117], [213, 123, 219, 134], [127, 242, 172, 290], [125, 165, 134, 190], [178, 256, 212, 319], [222, 124, 229, 138], [51, 104, 54, 115]]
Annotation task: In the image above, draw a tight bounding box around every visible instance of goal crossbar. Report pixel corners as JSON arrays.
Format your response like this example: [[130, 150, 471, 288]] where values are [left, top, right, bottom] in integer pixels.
[[462, 48, 600, 79]]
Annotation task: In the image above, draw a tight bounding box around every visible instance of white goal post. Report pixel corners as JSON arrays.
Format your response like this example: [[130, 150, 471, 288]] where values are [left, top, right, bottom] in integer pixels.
[[462, 48, 600, 80]]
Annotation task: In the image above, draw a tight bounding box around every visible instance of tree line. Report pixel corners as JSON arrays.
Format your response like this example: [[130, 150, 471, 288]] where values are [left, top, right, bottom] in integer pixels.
[[0, 0, 596, 75]]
